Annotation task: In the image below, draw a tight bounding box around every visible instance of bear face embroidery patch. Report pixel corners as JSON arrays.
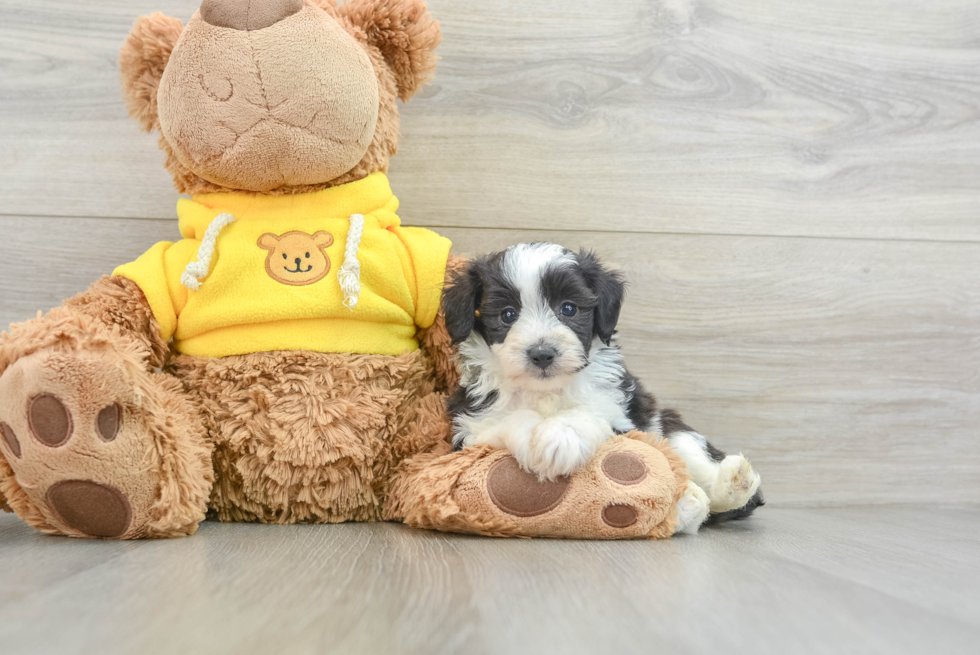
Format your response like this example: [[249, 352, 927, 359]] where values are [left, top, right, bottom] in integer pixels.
[[257, 231, 334, 286]]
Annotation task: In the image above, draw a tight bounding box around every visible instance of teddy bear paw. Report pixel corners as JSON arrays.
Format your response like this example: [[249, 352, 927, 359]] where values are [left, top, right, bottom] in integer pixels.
[[449, 436, 685, 539], [0, 350, 162, 538]]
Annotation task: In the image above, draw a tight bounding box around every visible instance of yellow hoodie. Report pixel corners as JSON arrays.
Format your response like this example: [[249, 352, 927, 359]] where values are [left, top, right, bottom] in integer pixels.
[[114, 173, 451, 357]]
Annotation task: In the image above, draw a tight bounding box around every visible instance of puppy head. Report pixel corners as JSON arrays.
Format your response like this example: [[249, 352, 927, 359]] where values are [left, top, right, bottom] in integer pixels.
[[444, 243, 625, 390]]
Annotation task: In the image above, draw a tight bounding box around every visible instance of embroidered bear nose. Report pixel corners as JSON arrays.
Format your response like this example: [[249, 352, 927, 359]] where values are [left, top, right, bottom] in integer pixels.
[[200, 0, 303, 31], [294, 257, 302, 266], [528, 345, 557, 369]]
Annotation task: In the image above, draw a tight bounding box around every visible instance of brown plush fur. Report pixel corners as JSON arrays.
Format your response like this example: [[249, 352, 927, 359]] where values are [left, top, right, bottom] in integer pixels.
[[168, 348, 438, 524], [120, 12, 184, 133]]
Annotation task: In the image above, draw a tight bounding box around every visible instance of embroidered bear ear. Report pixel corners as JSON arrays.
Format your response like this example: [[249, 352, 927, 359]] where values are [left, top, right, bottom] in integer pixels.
[[120, 13, 184, 132], [338, 0, 441, 101], [257, 233, 281, 251], [313, 231, 335, 248]]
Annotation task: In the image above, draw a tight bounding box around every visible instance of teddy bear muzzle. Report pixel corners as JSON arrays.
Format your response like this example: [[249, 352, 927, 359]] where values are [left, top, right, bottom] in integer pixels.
[[200, 0, 303, 32]]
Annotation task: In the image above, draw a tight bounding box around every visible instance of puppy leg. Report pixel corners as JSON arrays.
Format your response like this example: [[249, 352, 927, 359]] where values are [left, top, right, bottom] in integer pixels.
[[464, 408, 542, 458], [674, 482, 710, 535], [662, 414, 762, 515], [525, 411, 612, 481]]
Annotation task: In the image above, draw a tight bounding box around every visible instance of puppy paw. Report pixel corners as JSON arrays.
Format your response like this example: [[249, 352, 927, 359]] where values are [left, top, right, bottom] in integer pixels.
[[674, 482, 710, 535], [520, 414, 608, 481], [709, 454, 761, 513]]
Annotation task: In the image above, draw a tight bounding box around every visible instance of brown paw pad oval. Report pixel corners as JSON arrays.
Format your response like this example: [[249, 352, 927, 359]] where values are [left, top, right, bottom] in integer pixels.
[[1, 422, 21, 458], [46, 480, 132, 538], [28, 394, 73, 447], [602, 503, 639, 528], [487, 456, 571, 517], [96, 404, 121, 442], [601, 452, 648, 485]]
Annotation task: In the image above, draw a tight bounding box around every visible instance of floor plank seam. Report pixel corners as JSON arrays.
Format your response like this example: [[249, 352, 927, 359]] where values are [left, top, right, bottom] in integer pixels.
[[3, 213, 980, 246]]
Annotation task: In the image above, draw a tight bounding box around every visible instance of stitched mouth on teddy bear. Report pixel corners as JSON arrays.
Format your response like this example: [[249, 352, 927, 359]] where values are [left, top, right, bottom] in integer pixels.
[[283, 255, 314, 274]]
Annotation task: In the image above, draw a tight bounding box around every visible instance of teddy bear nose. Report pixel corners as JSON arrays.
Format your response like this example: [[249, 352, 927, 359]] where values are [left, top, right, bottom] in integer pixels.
[[200, 0, 303, 31], [295, 257, 302, 266]]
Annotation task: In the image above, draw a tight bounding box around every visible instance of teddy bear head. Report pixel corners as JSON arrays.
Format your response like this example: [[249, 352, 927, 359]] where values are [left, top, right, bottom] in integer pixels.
[[120, 0, 440, 195]]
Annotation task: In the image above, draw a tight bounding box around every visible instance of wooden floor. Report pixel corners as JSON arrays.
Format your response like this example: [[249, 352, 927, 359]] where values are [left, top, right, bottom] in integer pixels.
[[1, 506, 978, 655]]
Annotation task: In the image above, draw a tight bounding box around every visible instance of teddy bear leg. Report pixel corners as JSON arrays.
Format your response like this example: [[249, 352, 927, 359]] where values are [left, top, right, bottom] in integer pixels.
[[387, 417, 694, 539], [0, 348, 213, 539]]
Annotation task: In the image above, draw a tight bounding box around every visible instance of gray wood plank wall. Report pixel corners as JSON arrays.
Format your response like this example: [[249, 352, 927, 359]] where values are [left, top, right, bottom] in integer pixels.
[[1, 0, 978, 507]]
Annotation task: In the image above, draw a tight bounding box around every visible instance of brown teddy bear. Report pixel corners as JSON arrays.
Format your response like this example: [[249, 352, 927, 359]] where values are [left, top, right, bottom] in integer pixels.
[[0, 0, 691, 540]]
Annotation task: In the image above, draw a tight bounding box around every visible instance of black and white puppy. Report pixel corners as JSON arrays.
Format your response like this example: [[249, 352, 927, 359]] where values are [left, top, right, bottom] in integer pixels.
[[443, 243, 763, 530]]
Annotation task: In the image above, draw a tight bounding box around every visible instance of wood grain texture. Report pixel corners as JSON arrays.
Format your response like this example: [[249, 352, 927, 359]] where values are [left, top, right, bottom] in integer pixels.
[[1, 507, 979, 655], [1, 0, 979, 239], [2, 215, 978, 506]]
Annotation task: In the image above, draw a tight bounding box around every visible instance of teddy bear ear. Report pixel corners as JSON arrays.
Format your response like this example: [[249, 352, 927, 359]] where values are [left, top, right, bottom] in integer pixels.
[[338, 0, 441, 101], [119, 13, 184, 133], [257, 233, 281, 251], [313, 231, 335, 248]]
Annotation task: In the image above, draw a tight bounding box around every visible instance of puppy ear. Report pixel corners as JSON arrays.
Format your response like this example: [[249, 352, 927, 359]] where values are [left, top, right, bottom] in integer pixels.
[[120, 13, 184, 132], [339, 0, 441, 101], [578, 250, 626, 345], [443, 262, 483, 345]]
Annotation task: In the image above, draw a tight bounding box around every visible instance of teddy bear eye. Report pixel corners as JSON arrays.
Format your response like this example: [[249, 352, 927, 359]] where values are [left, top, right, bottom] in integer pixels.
[[305, 252, 310, 258], [282, 253, 287, 259]]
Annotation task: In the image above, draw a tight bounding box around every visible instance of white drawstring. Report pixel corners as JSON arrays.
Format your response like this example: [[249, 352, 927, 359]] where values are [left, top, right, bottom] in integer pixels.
[[338, 213, 364, 311], [181, 212, 237, 290]]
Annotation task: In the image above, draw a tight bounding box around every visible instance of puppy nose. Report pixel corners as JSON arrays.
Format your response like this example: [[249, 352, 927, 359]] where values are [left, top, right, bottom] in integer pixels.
[[528, 345, 557, 369], [200, 0, 303, 31]]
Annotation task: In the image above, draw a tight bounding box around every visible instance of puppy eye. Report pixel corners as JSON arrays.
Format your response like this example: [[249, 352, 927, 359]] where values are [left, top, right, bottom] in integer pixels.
[[560, 302, 578, 317], [305, 252, 310, 258], [501, 308, 518, 325]]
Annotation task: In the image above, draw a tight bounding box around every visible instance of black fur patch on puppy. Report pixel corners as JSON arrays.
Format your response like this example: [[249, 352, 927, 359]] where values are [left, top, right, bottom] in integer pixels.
[[576, 250, 625, 345], [619, 371, 657, 433], [447, 388, 499, 451], [540, 263, 599, 353], [443, 253, 524, 346]]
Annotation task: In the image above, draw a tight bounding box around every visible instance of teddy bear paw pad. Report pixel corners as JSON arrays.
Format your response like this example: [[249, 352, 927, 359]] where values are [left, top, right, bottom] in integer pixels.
[[486, 456, 571, 517], [0, 351, 159, 538], [46, 480, 132, 538]]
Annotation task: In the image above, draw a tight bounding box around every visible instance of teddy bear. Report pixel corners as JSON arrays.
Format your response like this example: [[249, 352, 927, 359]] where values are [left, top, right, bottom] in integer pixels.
[[0, 0, 699, 540]]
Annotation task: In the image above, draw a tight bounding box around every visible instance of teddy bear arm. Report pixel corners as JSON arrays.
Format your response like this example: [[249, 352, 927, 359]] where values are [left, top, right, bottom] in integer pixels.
[[62, 275, 170, 368], [416, 254, 469, 394]]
